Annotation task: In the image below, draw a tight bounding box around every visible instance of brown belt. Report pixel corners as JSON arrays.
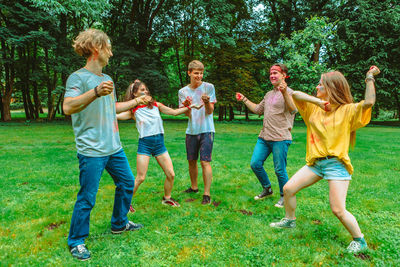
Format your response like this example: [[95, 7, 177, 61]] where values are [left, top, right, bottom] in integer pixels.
[[315, 156, 336, 161]]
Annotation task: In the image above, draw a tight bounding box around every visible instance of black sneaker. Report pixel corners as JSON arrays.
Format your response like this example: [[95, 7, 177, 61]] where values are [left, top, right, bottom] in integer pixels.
[[183, 187, 199, 193], [111, 221, 144, 234], [254, 187, 273, 200], [69, 244, 91, 261], [201, 195, 211, 205]]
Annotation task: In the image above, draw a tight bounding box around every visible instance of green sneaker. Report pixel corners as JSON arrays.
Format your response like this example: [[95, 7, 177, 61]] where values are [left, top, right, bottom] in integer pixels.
[[347, 238, 368, 253], [270, 218, 296, 228]]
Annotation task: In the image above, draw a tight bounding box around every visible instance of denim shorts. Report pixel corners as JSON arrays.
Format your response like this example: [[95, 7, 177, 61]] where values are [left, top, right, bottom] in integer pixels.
[[137, 133, 167, 157], [307, 157, 352, 180], [186, 132, 214, 162]]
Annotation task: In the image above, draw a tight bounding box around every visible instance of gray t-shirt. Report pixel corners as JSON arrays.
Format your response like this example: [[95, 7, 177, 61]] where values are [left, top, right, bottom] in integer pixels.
[[65, 68, 122, 157]]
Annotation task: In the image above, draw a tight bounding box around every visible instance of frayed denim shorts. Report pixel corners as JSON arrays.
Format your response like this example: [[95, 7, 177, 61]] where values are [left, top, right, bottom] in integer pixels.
[[307, 157, 352, 180], [137, 133, 167, 157]]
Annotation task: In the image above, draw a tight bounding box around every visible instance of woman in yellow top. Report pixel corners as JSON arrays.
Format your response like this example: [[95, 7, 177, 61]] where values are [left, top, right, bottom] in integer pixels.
[[270, 66, 380, 254]]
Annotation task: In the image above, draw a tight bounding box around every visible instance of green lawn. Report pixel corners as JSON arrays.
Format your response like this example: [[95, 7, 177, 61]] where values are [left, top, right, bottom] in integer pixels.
[[1, 120, 399, 266]]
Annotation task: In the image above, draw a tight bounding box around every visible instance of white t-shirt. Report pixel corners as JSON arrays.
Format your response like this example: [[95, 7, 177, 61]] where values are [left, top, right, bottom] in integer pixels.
[[178, 82, 217, 135], [65, 68, 121, 157], [132, 103, 164, 138]]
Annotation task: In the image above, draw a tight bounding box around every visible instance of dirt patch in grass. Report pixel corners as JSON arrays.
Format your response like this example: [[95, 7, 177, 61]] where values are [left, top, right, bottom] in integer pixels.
[[47, 221, 66, 230], [239, 209, 253, 216], [185, 198, 196, 202], [355, 253, 371, 260], [212, 201, 221, 207]]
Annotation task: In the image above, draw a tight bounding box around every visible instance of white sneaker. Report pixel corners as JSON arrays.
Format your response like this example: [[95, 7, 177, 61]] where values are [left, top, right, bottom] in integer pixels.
[[274, 197, 284, 208]]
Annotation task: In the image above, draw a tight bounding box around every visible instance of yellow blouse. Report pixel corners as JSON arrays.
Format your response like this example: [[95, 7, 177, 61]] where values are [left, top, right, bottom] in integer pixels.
[[294, 99, 372, 174]]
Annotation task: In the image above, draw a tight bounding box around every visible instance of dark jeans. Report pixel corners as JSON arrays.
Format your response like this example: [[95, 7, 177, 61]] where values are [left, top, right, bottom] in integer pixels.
[[250, 138, 291, 196], [67, 149, 134, 247]]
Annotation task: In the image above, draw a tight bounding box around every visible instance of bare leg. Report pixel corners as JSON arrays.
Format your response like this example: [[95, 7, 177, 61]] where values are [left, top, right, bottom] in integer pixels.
[[328, 180, 363, 238], [283, 166, 322, 219], [155, 152, 175, 199], [188, 160, 198, 190], [200, 161, 212, 196], [133, 154, 150, 196]]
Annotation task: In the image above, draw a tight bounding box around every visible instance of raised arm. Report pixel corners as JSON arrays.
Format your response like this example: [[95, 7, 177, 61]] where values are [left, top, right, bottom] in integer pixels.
[[363, 65, 380, 109], [158, 102, 190, 116], [116, 111, 133, 120], [115, 95, 151, 113], [292, 91, 331, 111], [278, 81, 297, 114], [235, 92, 261, 114], [63, 81, 114, 115], [201, 94, 214, 115]]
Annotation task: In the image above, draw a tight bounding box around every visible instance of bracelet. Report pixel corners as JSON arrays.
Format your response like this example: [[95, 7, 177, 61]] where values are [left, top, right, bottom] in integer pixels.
[[94, 86, 100, 97], [243, 97, 248, 103], [365, 77, 375, 83]]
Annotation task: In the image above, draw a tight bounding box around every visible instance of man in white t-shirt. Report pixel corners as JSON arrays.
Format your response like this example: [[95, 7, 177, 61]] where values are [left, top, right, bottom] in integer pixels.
[[63, 29, 149, 261], [178, 60, 217, 205]]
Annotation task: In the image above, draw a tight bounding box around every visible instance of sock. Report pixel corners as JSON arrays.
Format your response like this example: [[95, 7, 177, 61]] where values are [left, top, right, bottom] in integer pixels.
[[354, 235, 367, 245]]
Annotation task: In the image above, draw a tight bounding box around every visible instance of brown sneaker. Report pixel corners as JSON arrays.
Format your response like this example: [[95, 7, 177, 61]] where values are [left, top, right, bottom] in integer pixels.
[[201, 195, 211, 205], [183, 187, 199, 193]]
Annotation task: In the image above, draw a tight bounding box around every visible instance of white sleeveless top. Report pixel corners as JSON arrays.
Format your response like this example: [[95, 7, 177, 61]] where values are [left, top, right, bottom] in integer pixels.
[[132, 103, 164, 138]]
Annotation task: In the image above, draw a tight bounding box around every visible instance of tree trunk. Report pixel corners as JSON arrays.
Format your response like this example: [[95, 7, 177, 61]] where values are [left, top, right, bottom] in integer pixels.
[[311, 42, 321, 63], [224, 105, 227, 120], [172, 21, 184, 88], [1, 41, 15, 121], [218, 105, 224, 121], [228, 106, 234, 121], [395, 91, 400, 121], [245, 106, 249, 121], [32, 41, 40, 119]]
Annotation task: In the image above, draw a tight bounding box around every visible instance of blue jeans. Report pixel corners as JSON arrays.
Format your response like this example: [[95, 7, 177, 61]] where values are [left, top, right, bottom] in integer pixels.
[[67, 149, 134, 247], [250, 138, 291, 196]]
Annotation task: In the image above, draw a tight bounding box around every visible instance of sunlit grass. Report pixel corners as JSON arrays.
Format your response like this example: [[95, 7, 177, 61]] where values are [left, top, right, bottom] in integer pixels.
[[1, 120, 399, 265]]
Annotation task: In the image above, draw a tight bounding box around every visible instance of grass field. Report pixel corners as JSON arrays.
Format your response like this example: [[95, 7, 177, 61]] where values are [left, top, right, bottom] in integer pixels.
[[1, 119, 399, 266]]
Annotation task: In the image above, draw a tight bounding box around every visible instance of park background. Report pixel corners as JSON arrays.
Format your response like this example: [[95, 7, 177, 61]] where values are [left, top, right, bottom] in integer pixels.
[[1, 0, 400, 266], [1, 0, 400, 122]]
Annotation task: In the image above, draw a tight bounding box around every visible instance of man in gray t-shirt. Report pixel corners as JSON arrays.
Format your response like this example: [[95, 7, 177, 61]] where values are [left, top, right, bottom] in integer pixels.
[[64, 29, 150, 261]]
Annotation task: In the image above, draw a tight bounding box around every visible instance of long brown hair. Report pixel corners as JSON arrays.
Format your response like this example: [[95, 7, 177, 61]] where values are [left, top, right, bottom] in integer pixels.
[[321, 71, 356, 147], [124, 81, 155, 108]]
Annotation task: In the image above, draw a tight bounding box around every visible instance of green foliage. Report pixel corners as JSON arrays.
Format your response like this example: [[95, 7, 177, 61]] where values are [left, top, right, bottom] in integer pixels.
[[1, 0, 399, 120], [266, 16, 335, 93], [331, 0, 400, 108]]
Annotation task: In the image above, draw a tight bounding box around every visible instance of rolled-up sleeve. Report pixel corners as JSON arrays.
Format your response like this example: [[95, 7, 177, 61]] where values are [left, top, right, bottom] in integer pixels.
[[350, 101, 372, 131]]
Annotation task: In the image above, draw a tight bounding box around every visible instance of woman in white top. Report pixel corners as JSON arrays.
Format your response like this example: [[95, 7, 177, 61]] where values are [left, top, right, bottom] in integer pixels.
[[117, 80, 199, 210]]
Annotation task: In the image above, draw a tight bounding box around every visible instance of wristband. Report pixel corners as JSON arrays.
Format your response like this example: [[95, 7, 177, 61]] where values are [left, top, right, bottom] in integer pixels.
[[365, 77, 375, 83], [324, 102, 329, 112], [94, 86, 100, 97]]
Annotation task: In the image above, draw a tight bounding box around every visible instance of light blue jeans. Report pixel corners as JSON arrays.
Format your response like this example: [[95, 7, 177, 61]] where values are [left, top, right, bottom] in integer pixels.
[[68, 149, 134, 247], [250, 138, 291, 196]]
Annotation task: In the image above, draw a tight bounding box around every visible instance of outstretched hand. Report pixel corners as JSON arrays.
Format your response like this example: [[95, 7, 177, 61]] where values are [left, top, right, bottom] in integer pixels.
[[182, 96, 192, 107], [317, 100, 331, 112], [190, 104, 204, 110], [277, 81, 287, 94], [367, 65, 380, 76], [235, 92, 245, 101], [136, 95, 152, 105]]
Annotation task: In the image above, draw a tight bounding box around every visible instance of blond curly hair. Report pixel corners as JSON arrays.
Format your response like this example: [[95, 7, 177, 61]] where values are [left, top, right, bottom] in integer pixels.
[[72, 29, 110, 58]]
